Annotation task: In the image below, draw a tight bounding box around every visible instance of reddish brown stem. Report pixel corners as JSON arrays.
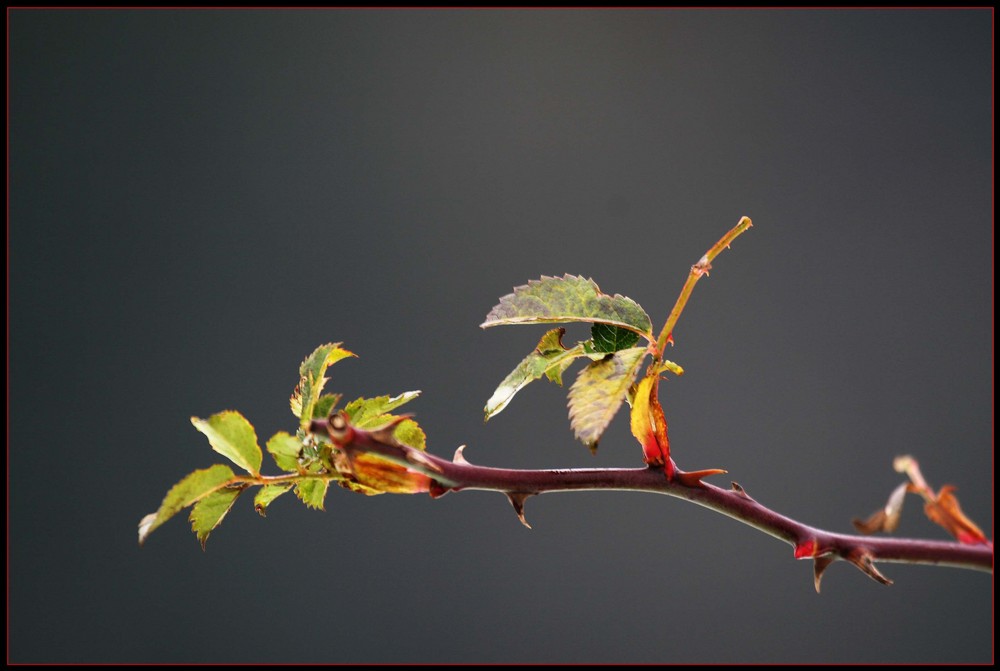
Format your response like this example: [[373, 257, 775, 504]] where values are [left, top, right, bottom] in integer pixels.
[[310, 419, 993, 586]]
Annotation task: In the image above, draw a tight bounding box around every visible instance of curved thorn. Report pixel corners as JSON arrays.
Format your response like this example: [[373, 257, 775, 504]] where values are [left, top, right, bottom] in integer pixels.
[[847, 550, 893, 586], [453, 445, 471, 465], [813, 555, 836, 593], [506, 492, 533, 529]]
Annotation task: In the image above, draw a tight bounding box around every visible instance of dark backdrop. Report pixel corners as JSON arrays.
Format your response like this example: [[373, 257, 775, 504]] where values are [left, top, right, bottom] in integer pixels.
[[9, 9, 992, 663]]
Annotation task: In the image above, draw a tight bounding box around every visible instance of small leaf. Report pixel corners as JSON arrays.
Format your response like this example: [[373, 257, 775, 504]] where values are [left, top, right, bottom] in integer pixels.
[[568, 347, 648, 451], [290, 343, 356, 427], [923, 486, 989, 546], [392, 418, 426, 451], [313, 393, 343, 420], [481, 274, 653, 338], [266, 431, 303, 472], [344, 391, 421, 428], [254, 484, 293, 517], [295, 478, 330, 510], [191, 411, 263, 476], [138, 464, 236, 545], [189, 486, 245, 549], [853, 482, 908, 535], [590, 323, 640, 353], [484, 328, 587, 421]]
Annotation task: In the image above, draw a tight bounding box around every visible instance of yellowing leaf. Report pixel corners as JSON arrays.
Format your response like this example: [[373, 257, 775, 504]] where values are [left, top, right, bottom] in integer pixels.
[[290, 343, 356, 427], [349, 453, 433, 494], [630, 375, 665, 466], [484, 328, 587, 421], [191, 411, 263, 476], [568, 347, 647, 451], [481, 274, 653, 338], [138, 464, 236, 545]]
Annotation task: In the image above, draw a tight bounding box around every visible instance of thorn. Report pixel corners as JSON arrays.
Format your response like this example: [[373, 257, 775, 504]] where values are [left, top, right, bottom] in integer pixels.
[[506, 492, 533, 529], [846, 550, 893, 586], [813, 555, 836, 593], [453, 445, 470, 464], [676, 468, 727, 487], [730, 481, 753, 500]]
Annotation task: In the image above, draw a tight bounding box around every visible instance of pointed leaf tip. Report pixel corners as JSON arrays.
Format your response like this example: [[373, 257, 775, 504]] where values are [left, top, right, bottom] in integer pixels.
[[190, 486, 245, 549]]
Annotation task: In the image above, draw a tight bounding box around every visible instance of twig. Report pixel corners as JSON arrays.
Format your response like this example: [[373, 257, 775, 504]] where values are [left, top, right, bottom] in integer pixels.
[[310, 418, 993, 591]]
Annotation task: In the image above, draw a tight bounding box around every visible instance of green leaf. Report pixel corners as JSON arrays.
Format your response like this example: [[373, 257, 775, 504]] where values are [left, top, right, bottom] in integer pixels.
[[568, 347, 648, 452], [392, 418, 426, 451], [344, 391, 421, 428], [189, 486, 245, 549], [254, 484, 293, 517], [138, 464, 236, 545], [290, 343, 356, 427], [313, 393, 343, 420], [295, 478, 329, 510], [481, 275, 653, 338], [266, 431, 302, 472], [191, 411, 263, 476], [484, 328, 587, 421], [590, 323, 641, 353]]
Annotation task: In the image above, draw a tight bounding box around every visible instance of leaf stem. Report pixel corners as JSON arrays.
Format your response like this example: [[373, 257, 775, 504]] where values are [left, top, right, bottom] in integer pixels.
[[655, 216, 753, 354]]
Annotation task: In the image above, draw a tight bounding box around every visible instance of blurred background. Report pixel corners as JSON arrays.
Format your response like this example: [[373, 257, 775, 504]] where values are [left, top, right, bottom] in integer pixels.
[[9, 9, 992, 663]]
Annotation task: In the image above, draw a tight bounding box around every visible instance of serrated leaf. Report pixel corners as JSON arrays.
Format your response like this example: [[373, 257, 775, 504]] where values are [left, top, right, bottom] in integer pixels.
[[392, 418, 426, 451], [343, 391, 421, 428], [266, 431, 302, 472], [590, 323, 640, 353], [295, 478, 329, 510], [191, 411, 263, 476], [138, 464, 236, 545], [254, 484, 293, 517], [290, 343, 356, 426], [484, 328, 587, 421], [313, 393, 342, 420], [568, 347, 647, 451], [481, 275, 653, 338], [189, 486, 245, 549]]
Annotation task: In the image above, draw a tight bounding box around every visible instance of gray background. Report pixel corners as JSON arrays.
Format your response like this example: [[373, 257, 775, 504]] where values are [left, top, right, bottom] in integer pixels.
[[9, 9, 992, 664]]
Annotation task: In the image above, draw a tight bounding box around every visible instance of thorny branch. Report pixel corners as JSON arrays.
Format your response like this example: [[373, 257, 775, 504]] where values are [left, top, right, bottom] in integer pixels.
[[310, 417, 993, 592]]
